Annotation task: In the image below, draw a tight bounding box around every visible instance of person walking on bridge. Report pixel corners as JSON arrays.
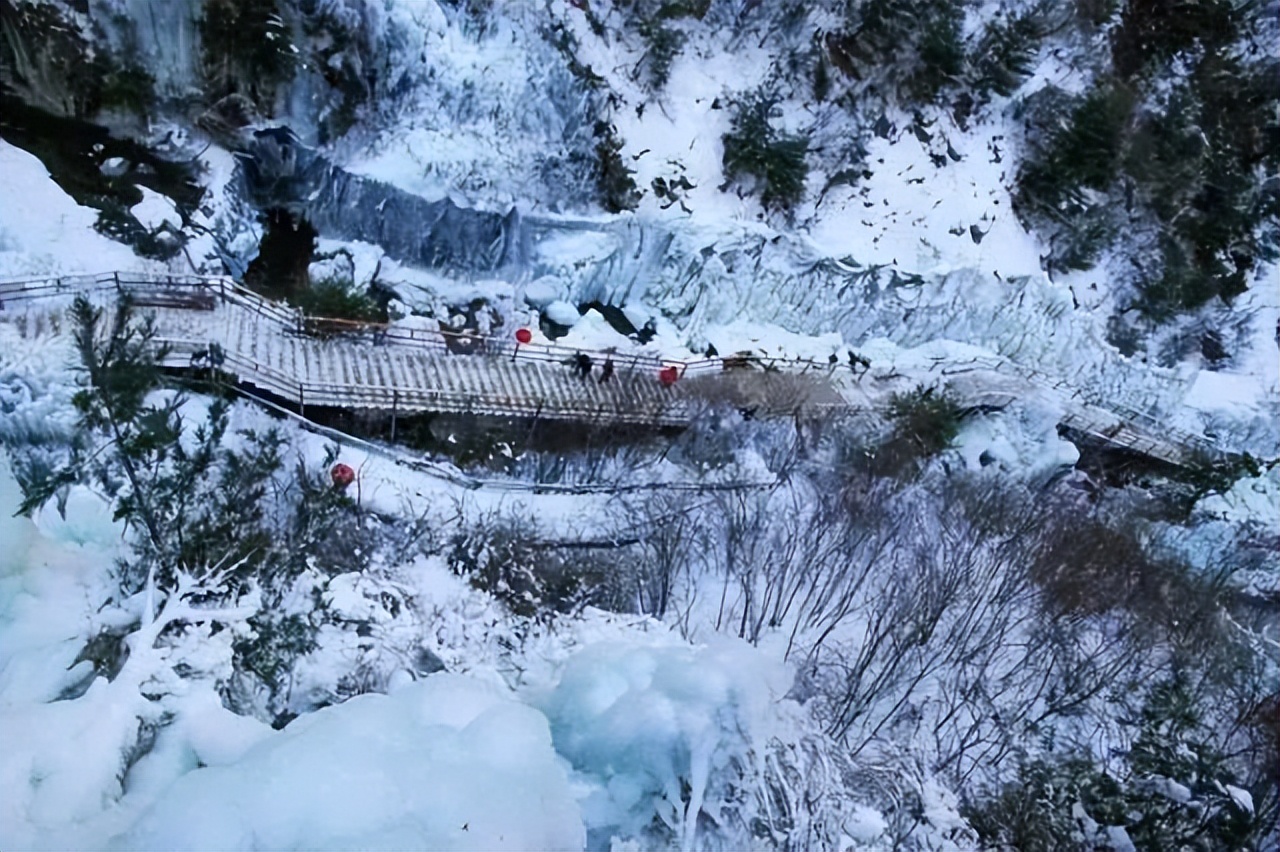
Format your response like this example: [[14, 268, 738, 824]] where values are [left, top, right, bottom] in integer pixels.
[[574, 352, 593, 379]]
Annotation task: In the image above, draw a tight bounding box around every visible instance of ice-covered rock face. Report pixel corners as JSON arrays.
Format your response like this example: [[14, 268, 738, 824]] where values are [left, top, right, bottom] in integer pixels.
[[234, 126, 1246, 442], [102, 0, 203, 99]]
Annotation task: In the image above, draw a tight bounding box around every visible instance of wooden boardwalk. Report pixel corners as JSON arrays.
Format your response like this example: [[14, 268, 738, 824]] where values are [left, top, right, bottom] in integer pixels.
[[0, 272, 1220, 466]]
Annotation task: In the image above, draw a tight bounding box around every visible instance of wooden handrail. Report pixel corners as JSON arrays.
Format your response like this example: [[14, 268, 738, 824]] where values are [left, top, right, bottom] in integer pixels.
[[0, 271, 847, 377], [1, 270, 1225, 463]]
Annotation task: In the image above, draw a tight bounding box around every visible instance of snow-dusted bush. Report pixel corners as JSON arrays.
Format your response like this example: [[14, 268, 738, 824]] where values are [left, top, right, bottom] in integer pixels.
[[875, 385, 963, 477], [593, 121, 642, 213], [447, 507, 630, 617], [293, 274, 387, 324], [963, 674, 1273, 852]]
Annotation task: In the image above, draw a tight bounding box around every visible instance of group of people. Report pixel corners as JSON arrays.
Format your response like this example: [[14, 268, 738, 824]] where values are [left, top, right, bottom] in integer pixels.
[[833, 350, 872, 376], [572, 352, 615, 383], [565, 348, 866, 385]]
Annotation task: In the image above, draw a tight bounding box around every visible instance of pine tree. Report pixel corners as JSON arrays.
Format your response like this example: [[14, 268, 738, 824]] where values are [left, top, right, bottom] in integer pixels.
[[968, 4, 1053, 101], [17, 296, 172, 560], [823, 0, 967, 106], [721, 94, 809, 211], [593, 122, 642, 213], [965, 675, 1268, 851], [17, 297, 261, 590], [11, 295, 382, 721]]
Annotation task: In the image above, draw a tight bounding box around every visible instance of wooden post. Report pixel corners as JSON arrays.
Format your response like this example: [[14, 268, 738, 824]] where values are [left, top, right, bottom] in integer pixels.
[[525, 401, 543, 447], [390, 389, 398, 443]]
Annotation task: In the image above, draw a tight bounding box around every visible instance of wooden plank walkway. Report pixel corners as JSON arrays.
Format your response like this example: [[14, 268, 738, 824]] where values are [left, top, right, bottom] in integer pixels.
[[0, 272, 1220, 466]]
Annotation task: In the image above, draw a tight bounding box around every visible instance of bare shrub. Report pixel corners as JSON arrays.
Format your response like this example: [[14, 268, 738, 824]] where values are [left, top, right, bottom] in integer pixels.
[[676, 468, 1221, 788], [446, 508, 633, 618], [1026, 503, 1232, 656], [607, 424, 1270, 815], [628, 491, 708, 623], [679, 369, 845, 418]]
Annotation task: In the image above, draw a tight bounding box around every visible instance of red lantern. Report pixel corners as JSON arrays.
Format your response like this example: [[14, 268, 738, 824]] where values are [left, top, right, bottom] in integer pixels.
[[515, 328, 533, 345], [659, 365, 679, 387], [330, 463, 356, 489]]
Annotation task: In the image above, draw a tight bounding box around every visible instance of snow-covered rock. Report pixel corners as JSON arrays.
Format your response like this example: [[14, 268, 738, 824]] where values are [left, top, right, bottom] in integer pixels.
[[115, 676, 585, 851]]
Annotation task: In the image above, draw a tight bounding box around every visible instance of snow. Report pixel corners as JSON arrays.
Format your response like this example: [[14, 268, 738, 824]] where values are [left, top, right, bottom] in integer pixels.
[[1224, 784, 1255, 814], [0, 463, 142, 850], [845, 805, 889, 844], [1156, 777, 1193, 804], [0, 471, 121, 713], [806, 116, 1045, 282], [182, 144, 254, 276], [0, 140, 164, 280], [914, 779, 976, 850], [953, 404, 1080, 478], [544, 299, 582, 328], [1, 4, 1277, 851], [609, 48, 764, 225], [620, 302, 653, 332], [1195, 467, 1280, 532], [551, 309, 645, 355], [115, 676, 585, 852], [704, 319, 845, 361], [1183, 369, 1267, 414], [99, 156, 130, 177], [1105, 825, 1137, 852], [1184, 466, 1280, 597], [130, 188, 182, 232], [525, 275, 564, 308]]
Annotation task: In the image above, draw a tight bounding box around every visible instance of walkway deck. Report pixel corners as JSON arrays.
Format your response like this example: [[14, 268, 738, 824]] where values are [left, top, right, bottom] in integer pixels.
[[0, 272, 1219, 466]]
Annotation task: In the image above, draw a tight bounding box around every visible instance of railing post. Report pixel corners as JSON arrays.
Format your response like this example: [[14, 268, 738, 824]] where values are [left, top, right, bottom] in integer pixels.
[[390, 389, 398, 443]]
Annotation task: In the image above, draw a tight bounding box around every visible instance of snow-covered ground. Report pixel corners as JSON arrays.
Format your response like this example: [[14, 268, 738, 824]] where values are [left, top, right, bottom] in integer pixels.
[[0, 142, 166, 281], [0, 315, 868, 850], [0, 1, 1276, 850]]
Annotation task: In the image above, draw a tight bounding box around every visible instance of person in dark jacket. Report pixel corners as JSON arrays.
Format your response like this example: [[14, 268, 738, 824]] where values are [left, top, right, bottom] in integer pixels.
[[574, 352, 593, 379], [599, 358, 615, 383]]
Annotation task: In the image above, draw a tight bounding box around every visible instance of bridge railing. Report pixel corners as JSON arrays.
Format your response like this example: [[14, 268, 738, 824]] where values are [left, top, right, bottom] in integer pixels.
[[932, 351, 1219, 455], [0, 271, 874, 378], [1, 270, 1222, 457], [162, 338, 697, 426]]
